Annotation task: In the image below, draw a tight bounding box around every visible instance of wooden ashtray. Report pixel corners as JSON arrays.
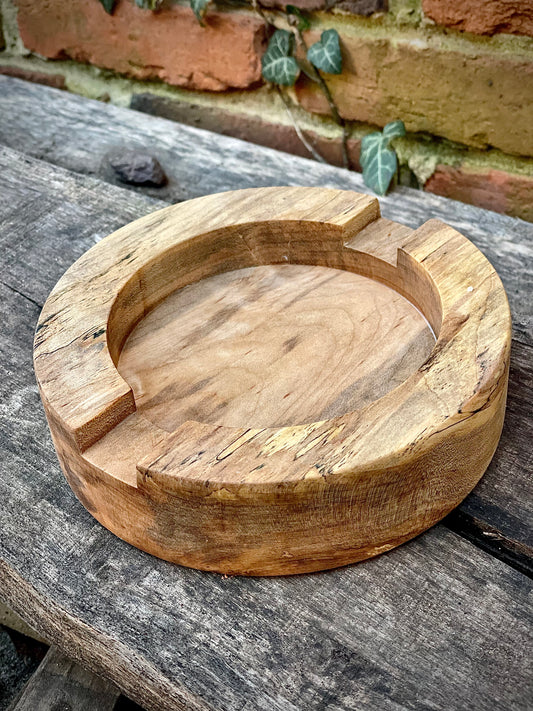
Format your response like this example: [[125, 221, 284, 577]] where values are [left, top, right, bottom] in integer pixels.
[[34, 187, 511, 575]]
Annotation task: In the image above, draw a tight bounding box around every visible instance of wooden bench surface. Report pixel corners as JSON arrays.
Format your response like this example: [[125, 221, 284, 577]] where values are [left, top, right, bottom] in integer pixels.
[[0, 76, 531, 711]]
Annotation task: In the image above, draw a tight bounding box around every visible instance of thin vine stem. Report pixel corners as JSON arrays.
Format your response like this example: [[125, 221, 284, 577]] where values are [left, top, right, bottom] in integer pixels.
[[252, 0, 350, 170], [277, 86, 328, 164], [251, 0, 270, 25], [293, 24, 350, 169]]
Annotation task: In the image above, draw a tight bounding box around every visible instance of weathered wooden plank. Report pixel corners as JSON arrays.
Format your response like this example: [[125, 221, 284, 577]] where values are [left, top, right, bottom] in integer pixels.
[[0, 152, 532, 709], [10, 646, 120, 711], [0, 146, 165, 307], [1, 393, 532, 711], [0, 601, 46, 642], [0, 75, 531, 344], [445, 338, 533, 577], [0, 624, 47, 710], [2, 280, 533, 710], [0, 142, 531, 572]]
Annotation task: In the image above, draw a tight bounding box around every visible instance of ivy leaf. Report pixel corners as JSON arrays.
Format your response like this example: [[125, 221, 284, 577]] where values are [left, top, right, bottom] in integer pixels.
[[360, 132, 398, 196], [286, 5, 311, 31], [359, 131, 379, 166], [261, 30, 300, 86], [135, 0, 163, 7], [98, 0, 116, 13], [190, 0, 210, 23], [382, 120, 406, 143], [266, 29, 292, 58], [307, 29, 342, 74]]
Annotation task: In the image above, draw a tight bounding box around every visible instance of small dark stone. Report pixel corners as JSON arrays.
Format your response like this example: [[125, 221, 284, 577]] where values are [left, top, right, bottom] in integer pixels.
[[108, 151, 167, 187]]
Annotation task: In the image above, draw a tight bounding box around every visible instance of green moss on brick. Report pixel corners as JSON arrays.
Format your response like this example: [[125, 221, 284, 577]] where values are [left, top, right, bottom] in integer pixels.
[[388, 0, 422, 25]]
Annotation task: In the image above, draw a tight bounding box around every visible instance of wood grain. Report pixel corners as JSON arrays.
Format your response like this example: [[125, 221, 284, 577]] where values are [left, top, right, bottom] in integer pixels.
[[118, 264, 435, 430], [0, 75, 530, 344], [0, 141, 529, 562], [10, 646, 120, 711], [0, 147, 531, 710], [33, 185, 511, 575], [445, 338, 533, 575]]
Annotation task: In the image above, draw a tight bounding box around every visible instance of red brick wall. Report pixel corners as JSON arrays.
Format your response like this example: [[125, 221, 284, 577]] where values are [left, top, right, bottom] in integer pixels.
[[15, 0, 267, 91], [2, 0, 533, 220], [422, 0, 533, 36]]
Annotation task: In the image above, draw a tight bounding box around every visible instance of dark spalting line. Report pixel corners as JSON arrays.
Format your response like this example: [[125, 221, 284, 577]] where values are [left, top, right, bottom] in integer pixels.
[[444, 510, 533, 580], [139, 376, 215, 416], [1, 188, 533, 706], [319, 329, 434, 420], [0, 121, 531, 580], [283, 335, 299, 353]]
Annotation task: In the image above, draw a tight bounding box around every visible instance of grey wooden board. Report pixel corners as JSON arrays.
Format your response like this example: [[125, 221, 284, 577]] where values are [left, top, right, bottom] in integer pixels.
[[445, 339, 533, 575], [0, 147, 165, 307], [0, 624, 46, 711], [10, 646, 120, 711], [0, 75, 531, 344], [0, 145, 532, 711], [0, 90, 531, 565]]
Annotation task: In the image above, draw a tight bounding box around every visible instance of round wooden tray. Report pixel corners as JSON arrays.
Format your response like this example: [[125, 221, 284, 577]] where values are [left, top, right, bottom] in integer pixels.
[[34, 187, 511, 575]]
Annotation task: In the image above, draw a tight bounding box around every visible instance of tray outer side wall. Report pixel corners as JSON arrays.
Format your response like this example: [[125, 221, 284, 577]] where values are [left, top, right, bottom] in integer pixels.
[[33, 188, 512, 575], [43, 375, 509, 575]]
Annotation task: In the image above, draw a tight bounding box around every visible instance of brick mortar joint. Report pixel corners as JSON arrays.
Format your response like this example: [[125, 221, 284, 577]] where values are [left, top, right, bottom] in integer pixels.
[[1, 51, 532, 180], [0, 0, 27, 54], [227, 0, 533, 59], [5, 0, 533, 60], [3, 0, 533, 217]]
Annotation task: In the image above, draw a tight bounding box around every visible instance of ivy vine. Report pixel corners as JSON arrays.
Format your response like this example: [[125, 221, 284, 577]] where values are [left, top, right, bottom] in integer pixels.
[[97, 0, 404, 194], [360, 120, 406, 195], [262, 30, 300, 87], [252, 2, 349, 167]]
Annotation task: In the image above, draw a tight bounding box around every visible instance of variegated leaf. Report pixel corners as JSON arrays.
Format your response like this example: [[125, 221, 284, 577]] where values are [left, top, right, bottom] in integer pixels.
[[307, 29, 342, 75], [190, 0, 210, 23], [382, 120, 406, 143], [262, 30, 300, 86], [360, 132, 397, 196]]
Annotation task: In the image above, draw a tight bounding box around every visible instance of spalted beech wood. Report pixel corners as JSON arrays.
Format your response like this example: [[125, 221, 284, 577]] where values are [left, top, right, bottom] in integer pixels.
[[34, 187, 511, 575]]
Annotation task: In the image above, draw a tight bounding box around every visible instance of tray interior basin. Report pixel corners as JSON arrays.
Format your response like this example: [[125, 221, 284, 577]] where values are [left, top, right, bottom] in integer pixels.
[[34, 187, 511, 575], [117, 264, 436, 431]]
